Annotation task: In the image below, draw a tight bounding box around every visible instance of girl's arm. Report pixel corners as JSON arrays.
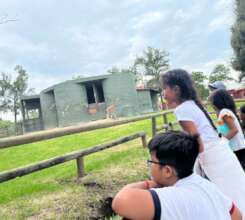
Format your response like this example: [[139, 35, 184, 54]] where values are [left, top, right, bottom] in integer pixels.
[[179, 121, 204, 152], [223, 115, 238, 140]]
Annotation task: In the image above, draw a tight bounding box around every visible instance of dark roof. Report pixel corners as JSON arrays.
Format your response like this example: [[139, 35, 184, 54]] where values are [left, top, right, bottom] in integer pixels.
[[42, 73, 110, 93], [136, 88, 159, 93], [21, 95, 40, 101]]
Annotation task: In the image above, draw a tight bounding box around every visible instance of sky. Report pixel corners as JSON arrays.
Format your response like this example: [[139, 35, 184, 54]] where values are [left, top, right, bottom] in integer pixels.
[[0, 0, 237, 94]]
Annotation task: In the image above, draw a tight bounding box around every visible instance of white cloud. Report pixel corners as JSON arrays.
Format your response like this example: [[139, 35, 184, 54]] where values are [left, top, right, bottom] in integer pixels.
[[0, 29, 55, 56], [28, 72, 69, 93], [214, 0, 234, 11], [208, 0, 234, 32], [174, 9, 191, 22], [182, 58, 230, 75], [133, 11, 165, 30], [208, 14, 233, 32]]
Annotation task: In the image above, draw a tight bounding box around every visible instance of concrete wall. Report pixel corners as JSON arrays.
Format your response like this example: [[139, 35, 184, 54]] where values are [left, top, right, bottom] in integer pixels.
[[40, 90, 58, 129], [137, 90, 153, 113], [150, 92, 159, 112], [52, 81, 106, 127], [103, 73, 140, 117]]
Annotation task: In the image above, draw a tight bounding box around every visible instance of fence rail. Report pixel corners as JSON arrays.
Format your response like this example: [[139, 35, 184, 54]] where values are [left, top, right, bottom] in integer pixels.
[[0, 111, 172, 149], [0, 132, 147, 183]]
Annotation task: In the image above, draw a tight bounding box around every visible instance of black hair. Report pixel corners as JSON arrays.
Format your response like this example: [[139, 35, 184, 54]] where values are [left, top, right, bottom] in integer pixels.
[[148, 131, 199, 179], [209, 89, 241, 126], [160, 69, 217, 131], [240, 105, 245, 114]]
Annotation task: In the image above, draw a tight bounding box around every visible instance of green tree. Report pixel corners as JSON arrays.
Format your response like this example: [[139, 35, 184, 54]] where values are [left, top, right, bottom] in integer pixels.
[[107, 65, 141, 83], [191, 71, 209, 100], [231, 0, 245, 81], [209, 64, 233, 83], [134, 46, 170, 89], [0, 65, 29, 130]]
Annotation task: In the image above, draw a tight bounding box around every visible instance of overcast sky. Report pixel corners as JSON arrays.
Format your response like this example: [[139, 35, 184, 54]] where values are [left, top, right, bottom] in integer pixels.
[[0, 0, 235, 93]]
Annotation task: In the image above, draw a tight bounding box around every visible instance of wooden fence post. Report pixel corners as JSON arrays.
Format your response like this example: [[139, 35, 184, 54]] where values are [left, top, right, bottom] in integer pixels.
[[163, 113, 168, 131], [152, 117, 156, 137], [141, 134, 147, 148], [76, 156, 85, 178], [169, 122, 173, 130]]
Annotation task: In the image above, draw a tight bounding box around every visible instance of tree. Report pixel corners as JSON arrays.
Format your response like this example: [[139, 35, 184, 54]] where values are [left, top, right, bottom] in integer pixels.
[[191, 71, 209, 100], [0, 65, 29, 131], [209, 64, 233, 84], [107, 65, 141, 83], [134, 47, 170, 89], [231, 0, 245, 81]]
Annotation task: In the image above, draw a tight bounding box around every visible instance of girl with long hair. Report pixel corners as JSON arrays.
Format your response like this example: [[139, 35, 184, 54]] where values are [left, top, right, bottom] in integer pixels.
[[209, 89, 245, 170], [161, 69, 245, 215]]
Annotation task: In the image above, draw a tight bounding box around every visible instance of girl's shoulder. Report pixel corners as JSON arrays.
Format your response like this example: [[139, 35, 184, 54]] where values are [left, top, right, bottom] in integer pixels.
[[174, 100, 200, 119], [175, 100, 196, 111], [219, 108, 234, 119]]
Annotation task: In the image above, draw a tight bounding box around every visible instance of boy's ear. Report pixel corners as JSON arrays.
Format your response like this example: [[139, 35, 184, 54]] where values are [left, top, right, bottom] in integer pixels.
[[163, 165, 175, 178]]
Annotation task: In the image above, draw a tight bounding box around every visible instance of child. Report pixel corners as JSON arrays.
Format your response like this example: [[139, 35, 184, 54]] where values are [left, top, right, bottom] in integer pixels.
[[209, 89, 245, 170], [240, 105, 245, 132], [112, 131, 243, 220], [160, 69, 245, 216]]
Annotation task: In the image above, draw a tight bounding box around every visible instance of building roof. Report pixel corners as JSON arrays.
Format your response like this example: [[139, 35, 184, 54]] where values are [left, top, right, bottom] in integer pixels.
[[136, 87, 159, 93], [228, 87, 245, 92], [21, 95, 40, 101], [42, 73, 110, 93]]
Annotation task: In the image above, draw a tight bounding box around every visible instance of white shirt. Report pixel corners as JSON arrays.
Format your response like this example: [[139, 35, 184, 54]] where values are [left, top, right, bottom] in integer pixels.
[[174, 100, 219, 143], [150, 174, 233, 220], [218, 108, 245, 151]]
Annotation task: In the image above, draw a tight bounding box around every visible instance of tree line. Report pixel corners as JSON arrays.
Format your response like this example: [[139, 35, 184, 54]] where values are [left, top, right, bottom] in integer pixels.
[[108, 46, 234, 100]]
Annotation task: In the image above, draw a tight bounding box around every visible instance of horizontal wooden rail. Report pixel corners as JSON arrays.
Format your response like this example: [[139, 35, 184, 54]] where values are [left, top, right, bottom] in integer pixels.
[[0, 110, 173, 149], [0, 132, 146, 183]]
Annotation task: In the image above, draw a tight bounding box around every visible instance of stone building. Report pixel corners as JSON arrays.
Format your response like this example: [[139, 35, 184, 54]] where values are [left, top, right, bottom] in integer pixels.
[[21, 73, 159, 133]]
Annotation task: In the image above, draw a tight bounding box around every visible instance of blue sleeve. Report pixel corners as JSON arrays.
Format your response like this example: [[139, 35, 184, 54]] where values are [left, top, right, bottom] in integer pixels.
[[149, 189, 161, 220]]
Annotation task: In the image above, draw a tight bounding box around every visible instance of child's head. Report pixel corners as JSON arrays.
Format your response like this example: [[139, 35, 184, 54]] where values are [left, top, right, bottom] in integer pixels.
[[147, 131, 199, 186], [209, 89, 236, 114], [160, 69, 217, 131], [160, 69, 197, 105]]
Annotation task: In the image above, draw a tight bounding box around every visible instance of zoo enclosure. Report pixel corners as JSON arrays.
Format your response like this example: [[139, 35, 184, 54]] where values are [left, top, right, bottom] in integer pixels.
[[0, 98, 244, 184]]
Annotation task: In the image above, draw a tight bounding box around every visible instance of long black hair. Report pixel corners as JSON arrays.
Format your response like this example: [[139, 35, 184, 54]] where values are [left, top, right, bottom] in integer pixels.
[[160, 69, 217, 131], [209, 89, 241, 126]]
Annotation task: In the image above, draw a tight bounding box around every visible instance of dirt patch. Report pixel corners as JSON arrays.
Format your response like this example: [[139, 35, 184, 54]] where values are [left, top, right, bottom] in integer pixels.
[[87, 197, 115, 219], [83, 181, 103, 189]]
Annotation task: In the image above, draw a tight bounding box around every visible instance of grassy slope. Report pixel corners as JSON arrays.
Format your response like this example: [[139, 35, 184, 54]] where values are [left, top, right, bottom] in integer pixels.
[[0, 113, 175, 205]]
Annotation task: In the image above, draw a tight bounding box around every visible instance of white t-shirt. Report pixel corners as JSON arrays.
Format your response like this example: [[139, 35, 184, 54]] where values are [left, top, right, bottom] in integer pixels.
[[150, 174, 233, 220], [218, 108, 245, 151], [174, 100, 219, 143]]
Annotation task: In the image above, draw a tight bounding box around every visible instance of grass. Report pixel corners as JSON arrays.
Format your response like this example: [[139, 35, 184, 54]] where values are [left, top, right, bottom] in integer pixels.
[[0, 112, 174, 219]]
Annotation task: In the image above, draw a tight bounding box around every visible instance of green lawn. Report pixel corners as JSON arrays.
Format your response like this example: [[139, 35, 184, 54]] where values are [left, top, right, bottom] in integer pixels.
[[0, 113, 175, 205]]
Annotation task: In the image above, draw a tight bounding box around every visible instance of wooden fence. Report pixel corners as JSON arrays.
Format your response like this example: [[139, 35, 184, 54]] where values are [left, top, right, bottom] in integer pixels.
[[0, 110, 176, 183], [0, 132, 147, 183]]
